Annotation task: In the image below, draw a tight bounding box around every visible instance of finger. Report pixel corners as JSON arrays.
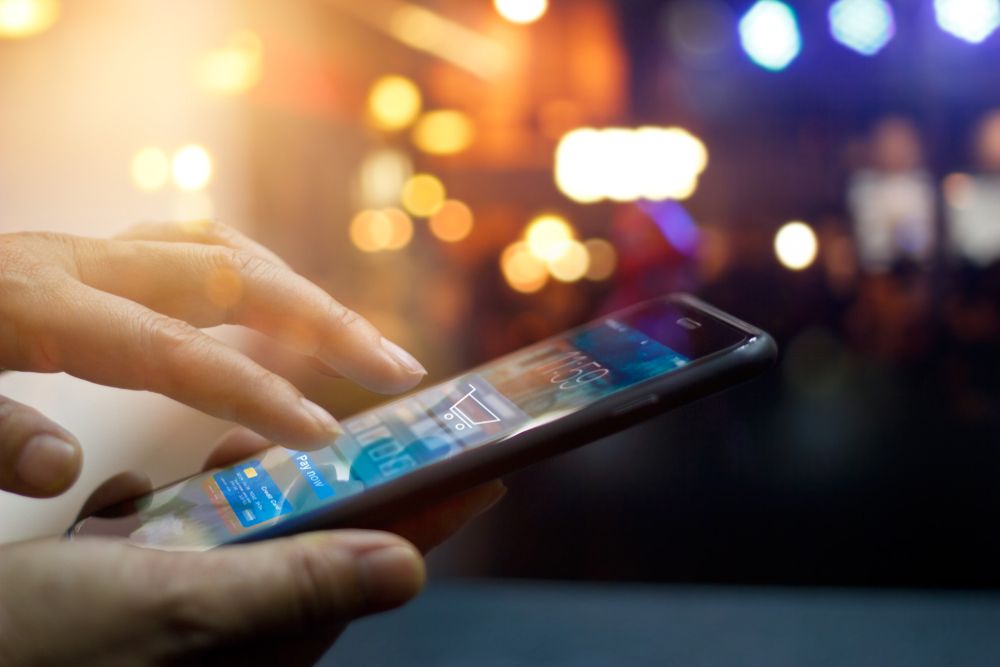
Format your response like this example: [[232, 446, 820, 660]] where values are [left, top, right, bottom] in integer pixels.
[[70, 237, 427, 394], [167, 530, 424, 639], [77, 471, 152, 519], [35, 280, 342, 448], [203, 427, 273, 470], [0, 533, 422, 667], [116, 220, 290, 268], [378, 480, 507, 554], [0, 395, 81, 497]]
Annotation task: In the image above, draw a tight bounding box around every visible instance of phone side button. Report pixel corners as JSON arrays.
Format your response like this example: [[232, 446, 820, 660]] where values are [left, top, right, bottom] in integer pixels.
[[611, 395, 659, 416]]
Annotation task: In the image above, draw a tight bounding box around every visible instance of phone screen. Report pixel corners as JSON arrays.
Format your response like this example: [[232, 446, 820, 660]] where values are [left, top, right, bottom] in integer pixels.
[[79, 300, 743, 550]]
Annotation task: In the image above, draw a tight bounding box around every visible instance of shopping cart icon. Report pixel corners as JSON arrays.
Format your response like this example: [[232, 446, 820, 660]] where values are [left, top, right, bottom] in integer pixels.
[[443, 384, 501, 431]]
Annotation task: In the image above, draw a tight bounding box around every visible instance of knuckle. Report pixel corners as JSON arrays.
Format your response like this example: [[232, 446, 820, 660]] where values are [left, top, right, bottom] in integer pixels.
[[134, 313, 208, 390], [153, 569, 231, 651], [216, 247, 276, 281], [330, 301, 364, 331]]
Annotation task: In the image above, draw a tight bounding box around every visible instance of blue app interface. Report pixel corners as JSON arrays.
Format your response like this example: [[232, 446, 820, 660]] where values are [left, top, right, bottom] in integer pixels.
[[126, 317, 691, 550], [213, 461, 293, 528]]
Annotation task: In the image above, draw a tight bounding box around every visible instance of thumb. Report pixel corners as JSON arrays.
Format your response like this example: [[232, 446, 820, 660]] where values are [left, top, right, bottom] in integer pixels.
[[172, 530, 425, 640], [0, 394, 81, 497]]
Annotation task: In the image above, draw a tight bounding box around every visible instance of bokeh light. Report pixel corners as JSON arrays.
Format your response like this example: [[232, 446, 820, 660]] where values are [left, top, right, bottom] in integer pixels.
[[934, 0, 1000, 43], [350, 209, 414, 253], [547, 239, 590, 283], [739, 0, 802, 71], [350, 210, 392, 253], [172, 145, 213, 191], [358, 148, 413, 208], [774, 221, 819, 270], [429, 200, 474, 243], [829, 0, 895, 56], [382, 208, 415, 250], [401, 174, 446, 217], [368, 75, 423, 132], [525, 214, 575, 262], [501, 241, 549, 293], [0, 0, 59, 39], [494, 0, 548, 25], [412, 110, 475, 156], [555, 127, 708, 204], [583, 239, 618, 281], [130, 147, 170, 192], [197, 30, 263, 95]]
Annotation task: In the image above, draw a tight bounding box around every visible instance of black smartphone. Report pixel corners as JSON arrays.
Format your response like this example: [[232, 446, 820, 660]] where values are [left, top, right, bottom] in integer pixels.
[[70, 294, 776, 550]]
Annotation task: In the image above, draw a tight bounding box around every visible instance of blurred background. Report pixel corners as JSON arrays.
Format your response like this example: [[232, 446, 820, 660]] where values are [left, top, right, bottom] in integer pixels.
[[1, 0, 999, 592]]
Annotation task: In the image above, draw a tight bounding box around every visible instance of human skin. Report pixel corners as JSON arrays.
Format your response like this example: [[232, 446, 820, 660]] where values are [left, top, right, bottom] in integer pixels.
[[0, 222, 505, 666]]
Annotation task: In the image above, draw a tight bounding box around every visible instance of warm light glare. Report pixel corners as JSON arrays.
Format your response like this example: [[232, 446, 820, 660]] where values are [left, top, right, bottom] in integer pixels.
[[739, 0, 802, 71], [501, 242, 549, 293], [547, 239, 590, 283], [382, 208, 414, 250], [358, 149, 413, 208], [172, 192, 214, 222], [828, 0, 896, 56], [412, 110, 475, 155], [368, 75, 423, 131], [351, 210, 391, 253], [555, 127, 708, 204], [494, 0, 548, 24], [429, 200, 474, 242], [934, 0, 1000, 43], [172, 145, 213, 191], [583, 239, 618, 281], [401, 174, 446, 217], [197, 30, 263, 95], [350, 209, 413, 253], [388, 4, 508, 79], [0, 0, 59, 39], [774, 221, 819, 270], [525, 214, 575, 261], [130, 147, 170, 192]]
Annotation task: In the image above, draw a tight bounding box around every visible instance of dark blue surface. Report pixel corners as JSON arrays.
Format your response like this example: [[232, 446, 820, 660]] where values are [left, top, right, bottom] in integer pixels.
[[323, 580, 1000, 666]]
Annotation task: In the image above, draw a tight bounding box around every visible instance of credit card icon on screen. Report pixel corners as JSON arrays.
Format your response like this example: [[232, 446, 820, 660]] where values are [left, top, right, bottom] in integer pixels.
[[213, 460, 293, 528]]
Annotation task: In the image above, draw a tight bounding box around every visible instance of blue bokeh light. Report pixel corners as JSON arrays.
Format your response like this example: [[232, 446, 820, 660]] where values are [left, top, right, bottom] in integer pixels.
[[934, 0, 1000, 43], [739, 0, 803, 71], [829, 0, 896, 56]]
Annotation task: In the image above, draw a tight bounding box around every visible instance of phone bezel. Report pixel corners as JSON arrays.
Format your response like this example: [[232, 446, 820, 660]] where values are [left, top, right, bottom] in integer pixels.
[[69, 293, 776, 546]]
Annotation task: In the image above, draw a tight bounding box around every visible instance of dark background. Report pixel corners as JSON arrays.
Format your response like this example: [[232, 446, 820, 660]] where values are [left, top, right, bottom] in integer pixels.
[[240, 0, 1000, 589]]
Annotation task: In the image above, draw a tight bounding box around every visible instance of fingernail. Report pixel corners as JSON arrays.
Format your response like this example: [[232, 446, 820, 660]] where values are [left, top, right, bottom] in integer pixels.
[[16, 434, 79, 493], [299, 398, 342, 436], [357, 544, 426, 609], [381, 337, 427, 375]]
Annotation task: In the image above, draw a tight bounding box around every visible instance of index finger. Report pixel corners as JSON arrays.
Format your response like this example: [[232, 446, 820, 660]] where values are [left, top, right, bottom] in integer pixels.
[[72, 239, 427, 394]]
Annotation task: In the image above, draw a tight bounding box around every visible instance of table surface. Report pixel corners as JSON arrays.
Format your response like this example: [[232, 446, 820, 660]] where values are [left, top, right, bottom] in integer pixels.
[[324, 580, 1000, 667]]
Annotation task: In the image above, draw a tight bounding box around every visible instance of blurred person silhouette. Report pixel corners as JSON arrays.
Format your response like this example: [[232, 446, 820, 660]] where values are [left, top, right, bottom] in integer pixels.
[[943, 110, 1000, 269], [847, 117, 937, 272], [0, 222, 504, 666]]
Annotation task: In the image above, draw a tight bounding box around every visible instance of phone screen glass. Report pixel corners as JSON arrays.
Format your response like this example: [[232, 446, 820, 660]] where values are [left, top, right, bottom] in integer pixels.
[[79, 300, 744, 550]]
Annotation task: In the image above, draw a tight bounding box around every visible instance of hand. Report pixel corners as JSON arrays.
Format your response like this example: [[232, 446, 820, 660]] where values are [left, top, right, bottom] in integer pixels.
[[0, 222, 428, 498], [0, 428, 506, 667]]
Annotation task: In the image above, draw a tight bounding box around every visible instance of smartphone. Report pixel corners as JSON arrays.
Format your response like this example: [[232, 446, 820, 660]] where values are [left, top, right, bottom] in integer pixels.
[[70, 294, 776, 550]]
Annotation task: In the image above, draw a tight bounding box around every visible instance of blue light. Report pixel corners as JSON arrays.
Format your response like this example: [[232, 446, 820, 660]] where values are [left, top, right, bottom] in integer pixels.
[[739, 1, 802, 71], [935, 0, 1000, 43], [829, 0, 896, 55]]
